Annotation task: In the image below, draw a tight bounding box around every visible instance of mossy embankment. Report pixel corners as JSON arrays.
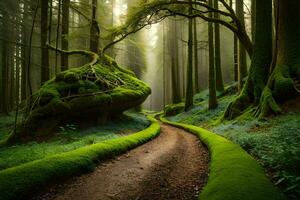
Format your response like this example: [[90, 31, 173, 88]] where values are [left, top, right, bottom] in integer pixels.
[[0, 116, 160, 200], [0, 112, 149, 170], [165, 88, 300, 199], [161, 116, 285, 200], [10, 55, 151, 142]]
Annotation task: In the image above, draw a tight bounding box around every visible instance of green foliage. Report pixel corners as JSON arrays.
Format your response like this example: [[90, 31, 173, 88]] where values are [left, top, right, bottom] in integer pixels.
[[161, 117, 285, 200], [0, 116, 160, 200]]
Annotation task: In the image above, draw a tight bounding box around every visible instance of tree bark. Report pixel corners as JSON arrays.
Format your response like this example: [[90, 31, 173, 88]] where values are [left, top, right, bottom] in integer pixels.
[[185, 0, 194, 110], [1, 41, 8, 114], [236, 0, 248, 91], [251, 0, 256, 41], [214, 0, 224, 93], [41, 0, 50, 83], [90, 0, 100, 54], [208, 0, 217, 109], [193, 18, 200, 93], [61, 0, 70, 71]]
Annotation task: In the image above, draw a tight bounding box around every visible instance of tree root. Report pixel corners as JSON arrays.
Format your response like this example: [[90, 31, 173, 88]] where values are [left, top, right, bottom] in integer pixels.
[[223, 88, 251, 120], [255, 87, 282, 118]]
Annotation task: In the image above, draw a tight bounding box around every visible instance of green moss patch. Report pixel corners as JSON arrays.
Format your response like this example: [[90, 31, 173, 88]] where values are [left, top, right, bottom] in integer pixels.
[[13, 55, 151, 141], [164, 103, 185, 116], [161, 117, 285, 200], [0, 116, 160, 200]]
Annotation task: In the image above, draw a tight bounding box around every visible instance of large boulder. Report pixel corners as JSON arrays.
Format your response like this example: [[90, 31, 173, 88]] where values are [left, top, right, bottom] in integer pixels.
[[13, 55, 151, 141]]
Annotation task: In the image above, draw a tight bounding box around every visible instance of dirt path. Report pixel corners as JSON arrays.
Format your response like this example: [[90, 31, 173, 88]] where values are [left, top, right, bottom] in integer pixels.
[[35, 123, 209, 200]]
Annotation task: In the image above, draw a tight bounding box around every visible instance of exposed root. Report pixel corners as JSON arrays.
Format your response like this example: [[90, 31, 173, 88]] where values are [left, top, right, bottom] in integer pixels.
[[255, 87, 282, 118], [223, 88, 251, 120]]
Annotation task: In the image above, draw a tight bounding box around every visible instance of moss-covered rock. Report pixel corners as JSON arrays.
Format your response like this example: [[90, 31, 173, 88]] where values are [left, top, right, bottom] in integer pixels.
[[12, 55, 151, 142], [164, 103, 185, 116]]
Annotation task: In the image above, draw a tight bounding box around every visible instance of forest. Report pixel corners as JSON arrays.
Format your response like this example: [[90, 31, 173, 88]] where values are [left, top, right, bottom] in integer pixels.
[[0, 0, 299, 200]]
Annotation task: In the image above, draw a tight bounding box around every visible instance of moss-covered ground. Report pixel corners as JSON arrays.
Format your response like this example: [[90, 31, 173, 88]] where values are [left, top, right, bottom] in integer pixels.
[[0, 112, 149, 171], [167, 88, 300, 199]]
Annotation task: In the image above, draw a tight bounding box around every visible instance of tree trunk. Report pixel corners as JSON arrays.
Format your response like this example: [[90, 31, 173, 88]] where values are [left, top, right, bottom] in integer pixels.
[[214, 0, 224, 93], [21, 0, 29, 101], [251, 0, 256, 41], [61, 0, 70, 71], [236, 0, 248, 91], [257, 0, 300, 117], [208, 0, 217, 109], [90, 0, 100, 54], [230, 0, 238, 82], [193, 18, 200, 93], [185, 0, 194, 111], [170, 19, 181, 104], [55, 0, 61, 73], [224, 0, 273, 119], [41, 0, 50, 83], [1, 41, 8, 114]]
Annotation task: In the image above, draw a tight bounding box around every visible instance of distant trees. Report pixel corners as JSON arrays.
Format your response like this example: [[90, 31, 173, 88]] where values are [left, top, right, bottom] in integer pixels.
[[0, 0, 103, 114]]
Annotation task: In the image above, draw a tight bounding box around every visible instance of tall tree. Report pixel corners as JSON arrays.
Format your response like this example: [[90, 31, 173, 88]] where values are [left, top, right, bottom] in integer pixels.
[[169, 18, 181, 103], [257, 0, 300, 117], [90, 0, 100, 54], [224, 0, 273, 119], [251, 0, 256, 40], [230, 0, 238, 82], [55, 0, 61, 73], [208, 0, 217, 109], [185, 0, 194, 110], [1, 40, 8, 113], [61, 0, 70, 71], [41, 0, 50, 83], [236, 0, 248, 91], [214, 0, 224, 93], [193, 17, 200, 93]]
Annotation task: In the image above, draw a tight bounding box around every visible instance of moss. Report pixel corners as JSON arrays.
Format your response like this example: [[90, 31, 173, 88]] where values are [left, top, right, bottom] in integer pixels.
[[0, 116, 160, 200], [11, 55, 151, 142], [272, 65, 296, 102], [257, 87, 281, 118], [223, 85, 251, 120], [161, 117, 286, 200], [164, 103, 185, 116]]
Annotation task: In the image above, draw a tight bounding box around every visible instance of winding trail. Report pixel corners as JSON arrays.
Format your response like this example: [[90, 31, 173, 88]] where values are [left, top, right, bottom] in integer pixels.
[[35, 123, 209, 200]]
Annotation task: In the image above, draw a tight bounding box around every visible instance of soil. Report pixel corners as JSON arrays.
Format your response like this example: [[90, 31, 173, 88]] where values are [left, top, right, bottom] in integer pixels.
[[33, 123, 209, 200]]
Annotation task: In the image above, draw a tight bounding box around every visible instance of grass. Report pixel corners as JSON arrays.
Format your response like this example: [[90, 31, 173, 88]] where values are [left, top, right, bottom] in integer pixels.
[[0, 112, 149, 170], [166, 89, 300, 199], [0, 115, 160, 200], [161, 116, 285, 200]]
